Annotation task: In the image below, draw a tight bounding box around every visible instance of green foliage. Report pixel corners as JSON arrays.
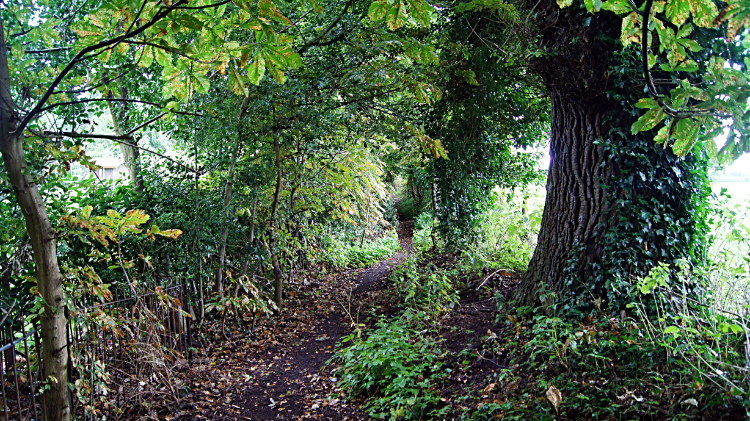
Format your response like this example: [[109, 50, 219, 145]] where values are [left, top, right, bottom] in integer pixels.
[[556, 0, 750, 162], [390, 256, 459, 317], [627, 193, 750, 403], [397, 196, 429, 220], [426, 7, 548, 247], [334, 315, 448, 420], [320, 231, 401, 269], [412, 211, 438, 252], [548, 45, 714, 316], [460, 188, 543, 273]]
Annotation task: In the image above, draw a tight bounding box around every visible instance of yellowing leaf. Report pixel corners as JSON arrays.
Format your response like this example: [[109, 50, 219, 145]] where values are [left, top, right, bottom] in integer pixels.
[[666, 0, 690, 25], [671, 118, 700, 156], [689, 0, 718, 27], [155, 229, 183, 239], [601, 0, 633, 15], [631, 105, 666, 134], [248, 54, 266, 86], [368, 0, 389, 21]]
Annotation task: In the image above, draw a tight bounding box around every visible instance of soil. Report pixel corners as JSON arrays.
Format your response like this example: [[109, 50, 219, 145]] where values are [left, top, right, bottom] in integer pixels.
[[173, 221, 417, 420]]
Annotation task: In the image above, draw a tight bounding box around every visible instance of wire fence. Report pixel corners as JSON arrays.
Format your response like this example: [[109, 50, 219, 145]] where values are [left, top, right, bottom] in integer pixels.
[[0, 280, 193, 420]]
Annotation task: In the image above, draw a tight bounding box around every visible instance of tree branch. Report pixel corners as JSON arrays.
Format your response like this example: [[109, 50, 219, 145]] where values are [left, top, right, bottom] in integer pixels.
[[42, 131, 133, 140], [640, 0, 717, 119], [25, 47, 70, 54], [172, 0, 232, 10], [125, 112, 166, 136], [125, 40, 212, 64], [38, 98, 162, 114], [16, 0, 190, 134], [297, 0, 356, 55], [40, 131, 200, 173]]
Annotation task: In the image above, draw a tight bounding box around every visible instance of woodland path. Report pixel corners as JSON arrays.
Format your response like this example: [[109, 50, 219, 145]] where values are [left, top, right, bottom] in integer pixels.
[[177, 221, 414, 420]]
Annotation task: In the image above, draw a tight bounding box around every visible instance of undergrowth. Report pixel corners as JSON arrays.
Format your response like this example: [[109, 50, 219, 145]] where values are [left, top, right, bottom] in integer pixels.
[[334, 192, 749, 420], [460, 189, 542, 273], [320, 230, 400, 268], [333, 253, 459, 420]]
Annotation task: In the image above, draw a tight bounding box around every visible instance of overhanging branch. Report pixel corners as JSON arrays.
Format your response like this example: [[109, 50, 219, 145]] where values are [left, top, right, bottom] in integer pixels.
[[16, 0, 190, 134]]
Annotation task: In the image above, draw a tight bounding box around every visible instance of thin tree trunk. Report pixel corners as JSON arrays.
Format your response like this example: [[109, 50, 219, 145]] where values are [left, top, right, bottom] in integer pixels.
[[105, 80, 143, 191], [431, 179, 438, 248], [0, 22, 70, 421], [269, 125, 284, 307], [214, 96, 250, 298]]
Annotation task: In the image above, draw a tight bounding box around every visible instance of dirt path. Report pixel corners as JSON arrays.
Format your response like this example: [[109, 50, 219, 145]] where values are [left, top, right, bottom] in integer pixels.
[[178, 222, 414, 420]]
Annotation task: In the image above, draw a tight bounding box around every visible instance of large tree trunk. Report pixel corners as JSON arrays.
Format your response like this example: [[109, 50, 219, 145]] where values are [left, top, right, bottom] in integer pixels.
[[514, 92, 613, 306], [514, 2, 709, 309], [513, 3, 621, 307], [0, 22, 71, 421]]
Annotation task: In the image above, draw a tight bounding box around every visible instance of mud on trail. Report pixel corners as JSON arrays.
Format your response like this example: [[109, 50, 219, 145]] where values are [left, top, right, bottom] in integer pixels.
[[173, 221, 415, 420]]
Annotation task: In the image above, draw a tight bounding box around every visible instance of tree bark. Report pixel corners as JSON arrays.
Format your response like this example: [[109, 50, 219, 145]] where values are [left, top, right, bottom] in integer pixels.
[[0, 21, 71, 421], [106, 81, 143, 191], [514, 4, 619, 307], [514, 2, 709, 309], [214, 96, 250, 298], [269, 125, 284, 307], [514, 92, 612, 305]]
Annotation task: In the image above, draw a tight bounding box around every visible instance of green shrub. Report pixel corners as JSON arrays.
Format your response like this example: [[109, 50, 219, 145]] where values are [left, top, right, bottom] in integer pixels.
[[632, 260, 749, 404], [460, 189, 542, 273], [412, 211, 440, 252], [397, 197, 428, 220], [334, 315, 448, 420], [319, 230, 400, 268], [390, 255, 458, 318]]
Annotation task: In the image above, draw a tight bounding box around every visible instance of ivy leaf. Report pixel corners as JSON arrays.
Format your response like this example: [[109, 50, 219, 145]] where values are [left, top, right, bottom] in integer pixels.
[[248, 54, 266, 86]]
